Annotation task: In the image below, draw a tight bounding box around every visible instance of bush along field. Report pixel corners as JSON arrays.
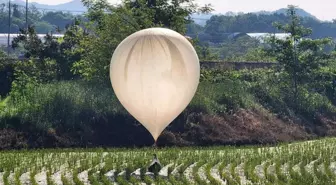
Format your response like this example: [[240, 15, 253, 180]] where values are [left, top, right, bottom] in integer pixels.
[[0, 138, 335, 185], [1, 67, 336, 149]]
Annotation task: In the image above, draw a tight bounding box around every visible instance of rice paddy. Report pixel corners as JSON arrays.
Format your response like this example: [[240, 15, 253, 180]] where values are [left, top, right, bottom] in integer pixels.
[[0, 138, 335, 185]]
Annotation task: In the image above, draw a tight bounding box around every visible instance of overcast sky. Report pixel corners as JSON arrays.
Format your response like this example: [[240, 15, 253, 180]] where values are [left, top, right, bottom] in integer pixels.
[[27, 0, 336, 21]]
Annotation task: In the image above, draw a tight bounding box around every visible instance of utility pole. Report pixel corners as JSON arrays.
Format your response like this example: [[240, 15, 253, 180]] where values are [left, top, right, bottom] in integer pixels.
[[26, 0, 28, 31], [7, 0, 11, 56]]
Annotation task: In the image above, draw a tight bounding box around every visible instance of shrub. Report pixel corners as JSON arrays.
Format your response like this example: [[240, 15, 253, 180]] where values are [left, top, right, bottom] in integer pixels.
[[0, 76, 259, 135], [2, 80, 125, 131], [0, 60, 15, 96]]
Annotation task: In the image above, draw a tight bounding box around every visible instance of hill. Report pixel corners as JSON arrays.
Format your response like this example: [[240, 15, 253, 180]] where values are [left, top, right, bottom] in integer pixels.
[[0, 0, 87, 13], [0, 0, 322, 24], [191, 7, 320, 26], [191, 13, 214, 26], [256, 8, 319, 20]]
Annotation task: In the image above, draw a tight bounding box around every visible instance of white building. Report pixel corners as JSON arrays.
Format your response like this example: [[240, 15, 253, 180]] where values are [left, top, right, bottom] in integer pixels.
[[246, 33, 291, 43], [0, 34, 64, 46]]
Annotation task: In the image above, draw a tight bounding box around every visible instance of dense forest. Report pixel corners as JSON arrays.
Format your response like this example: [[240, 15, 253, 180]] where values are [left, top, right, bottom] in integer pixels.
[[186, 12, 336, 61], [1, 1, 336, 149], [187, 13, 336, 40]]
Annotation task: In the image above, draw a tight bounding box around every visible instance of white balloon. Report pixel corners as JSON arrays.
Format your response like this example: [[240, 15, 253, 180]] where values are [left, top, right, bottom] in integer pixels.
[[110, 27, 200, 142]]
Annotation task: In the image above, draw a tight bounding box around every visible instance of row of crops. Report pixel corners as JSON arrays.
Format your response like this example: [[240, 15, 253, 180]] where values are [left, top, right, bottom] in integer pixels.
[[0, 138, 335, 185]]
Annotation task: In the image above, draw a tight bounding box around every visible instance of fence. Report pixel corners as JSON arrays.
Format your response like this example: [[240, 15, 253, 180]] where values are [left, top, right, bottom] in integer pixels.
[[1, 57, 277, 70], [200, 61, 276, 70]]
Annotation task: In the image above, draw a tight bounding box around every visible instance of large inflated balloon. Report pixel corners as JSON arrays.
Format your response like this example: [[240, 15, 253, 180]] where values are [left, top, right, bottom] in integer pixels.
[[110, 27, 200, 142]]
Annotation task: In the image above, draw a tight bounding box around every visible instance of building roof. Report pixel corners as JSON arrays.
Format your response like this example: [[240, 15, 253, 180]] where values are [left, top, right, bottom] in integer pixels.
[[246, 33, 291, 42], [0, 34, 64, 46], [228, 32, 248, 39]]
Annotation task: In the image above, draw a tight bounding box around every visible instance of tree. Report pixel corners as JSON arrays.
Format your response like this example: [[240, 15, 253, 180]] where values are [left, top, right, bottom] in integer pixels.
[[73, 0, 213, 82], [0, 50, 13, 96], [266, 5, 333, 106], [41, 11, 75, 31], [12, 4, 23, 19], [11, 20, 87, 81], [229, 47, 276, 62], [28, 5, 42, 24], [196, 8, 336, 45], [191, 36, 219, 61], [34, 21, 54, 33], [186, 22, 204, 36], [0, 4, 81, 34], [12, 26, 43, 59], [219, 36, 262, 60], [58, 19, 88, 80]]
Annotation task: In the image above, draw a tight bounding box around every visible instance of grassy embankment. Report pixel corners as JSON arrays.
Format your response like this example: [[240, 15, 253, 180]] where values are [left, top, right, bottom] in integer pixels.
[[0, 69, 335, 148]]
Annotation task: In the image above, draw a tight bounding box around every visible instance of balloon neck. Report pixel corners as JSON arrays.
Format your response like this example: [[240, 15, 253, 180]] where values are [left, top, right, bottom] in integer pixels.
[[152, 140, 157, 148]]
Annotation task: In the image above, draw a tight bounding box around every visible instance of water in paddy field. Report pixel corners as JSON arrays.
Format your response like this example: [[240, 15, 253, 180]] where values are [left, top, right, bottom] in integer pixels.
[[0, 138, 335, 185]]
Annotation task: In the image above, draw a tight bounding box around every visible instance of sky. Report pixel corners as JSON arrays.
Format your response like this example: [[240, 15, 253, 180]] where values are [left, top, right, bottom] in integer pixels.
[[26, 0, 336, 21]]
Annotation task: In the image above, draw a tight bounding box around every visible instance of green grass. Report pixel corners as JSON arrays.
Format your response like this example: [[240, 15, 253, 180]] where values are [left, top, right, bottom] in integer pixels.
[[0, 79, 259, 149], [0, 97, 8, 109], [0, 68, 335, 148], [2, 68, 334, 131]]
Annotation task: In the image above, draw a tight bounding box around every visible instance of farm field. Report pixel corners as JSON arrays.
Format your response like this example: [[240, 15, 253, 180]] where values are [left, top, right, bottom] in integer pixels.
[[0, 138, 335, 185]]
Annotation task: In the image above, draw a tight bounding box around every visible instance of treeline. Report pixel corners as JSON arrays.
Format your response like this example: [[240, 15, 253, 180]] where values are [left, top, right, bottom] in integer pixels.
[[0, 3, 82, 33], [187, 10, 336, 61], [187, 12, 336, 43]]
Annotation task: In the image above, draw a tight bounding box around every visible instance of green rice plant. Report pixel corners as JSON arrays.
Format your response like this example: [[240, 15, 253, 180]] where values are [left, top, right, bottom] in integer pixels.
[[100, 159, 113, 176], [205, 161, 222, 185], [193, 161, 206, 184], [275, 159, 288, 184], [139, 167, 146, 181], [30, 169, 38, 185], [14, 168, 22, 185], [143, 175, 154, 185], [72, 169, 85, 185], [244, 158, 260, 184], [220, 162, 239, 185], [180, 175, 192, 185], [313, 158, 331, 184], [124, 166, 133, 181], [129, 176, 139, 184], [99, 173, 113, 185], [46, 170, 57, 185], [264, 162, 276, 184], [324, 161, 335, 180], [288, 161, 303, 185], [61, 172, 74, 185], [154, 176, 169, 185], [178, 161, 192, 177], [299, 159, 314, 184], [3, 170, 10, 185], [222, 173, 238, 185], [168, 175, 181, 185], [0, 138, 334, 184], [230, 162, 241, 184], [167, 165, 173, 178], [89, 172, 101, 185]]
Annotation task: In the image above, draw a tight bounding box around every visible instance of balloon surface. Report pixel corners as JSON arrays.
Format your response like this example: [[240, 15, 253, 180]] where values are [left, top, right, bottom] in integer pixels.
[[110, 27, 200, 142]]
